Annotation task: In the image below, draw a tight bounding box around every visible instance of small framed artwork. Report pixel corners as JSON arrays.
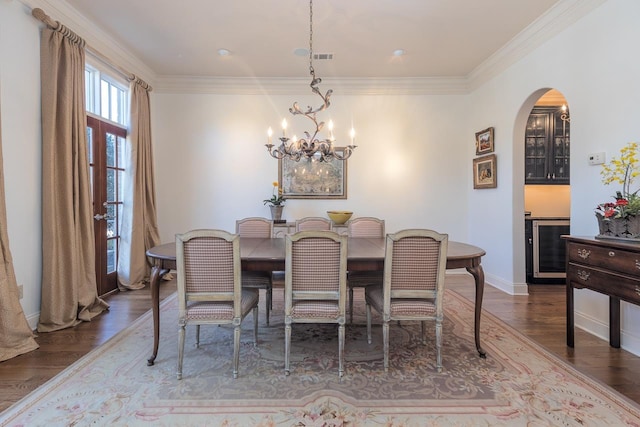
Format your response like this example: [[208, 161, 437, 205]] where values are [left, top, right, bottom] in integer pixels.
[[475, 127, 495, 155], [278, 148, 347, 199], [473, 154, 497, 189]]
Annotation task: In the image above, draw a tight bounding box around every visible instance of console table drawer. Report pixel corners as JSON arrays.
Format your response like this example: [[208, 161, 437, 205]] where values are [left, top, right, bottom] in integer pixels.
[[567, 241, 640, 277], [567, 263, 640, 305]]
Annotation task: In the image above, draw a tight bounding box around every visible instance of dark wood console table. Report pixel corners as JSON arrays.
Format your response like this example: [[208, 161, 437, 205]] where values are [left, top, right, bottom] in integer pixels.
[[564, 236, 640, 348]]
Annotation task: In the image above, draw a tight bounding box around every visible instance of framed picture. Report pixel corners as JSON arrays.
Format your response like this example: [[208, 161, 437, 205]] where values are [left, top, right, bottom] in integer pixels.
[[473, 154, 497, 189], [278, 149, 347, 199], [475, 127, 494, 155]]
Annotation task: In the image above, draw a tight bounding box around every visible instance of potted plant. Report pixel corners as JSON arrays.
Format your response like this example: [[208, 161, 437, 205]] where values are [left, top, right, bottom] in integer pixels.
[[595, 142, 640, 239], [264, 182, 286, 220]]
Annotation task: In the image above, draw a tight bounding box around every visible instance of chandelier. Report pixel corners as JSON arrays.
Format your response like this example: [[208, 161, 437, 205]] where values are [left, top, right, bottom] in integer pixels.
[[265, 0, 356, 162]]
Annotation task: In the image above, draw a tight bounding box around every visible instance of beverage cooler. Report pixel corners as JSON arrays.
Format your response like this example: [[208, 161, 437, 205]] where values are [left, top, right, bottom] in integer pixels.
[[525, 217, 570, 284]]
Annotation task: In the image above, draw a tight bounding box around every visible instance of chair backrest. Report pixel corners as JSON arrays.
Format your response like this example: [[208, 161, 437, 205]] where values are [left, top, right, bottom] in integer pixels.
[[236, 217, 273, 238], [348, 217, 385, 238], [285, 231, 347, 304], [383, 229, 448, 313], [176, 229, 241, 317], [295, 217, 332, 232]]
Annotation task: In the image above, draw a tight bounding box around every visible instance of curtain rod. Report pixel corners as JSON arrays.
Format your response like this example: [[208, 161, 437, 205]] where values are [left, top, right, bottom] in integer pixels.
[[31, 8, 152, 91]]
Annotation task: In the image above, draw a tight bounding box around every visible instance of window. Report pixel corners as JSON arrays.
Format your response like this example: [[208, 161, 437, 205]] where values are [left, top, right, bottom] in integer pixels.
[[85, 63, 128, 126]]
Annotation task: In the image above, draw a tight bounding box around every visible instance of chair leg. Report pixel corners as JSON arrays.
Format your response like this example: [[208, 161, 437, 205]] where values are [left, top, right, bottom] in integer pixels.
[[266, 286, 272, 326], [382, 320, 389, 372], [421, 320, 426, 345], [284, 322, 291, 376], [436, 318, 443, 372], [177, 322, 186, 380], [253, 306, 258, 346], [366, 303, 372, 344], [195, 325, 200, 348], [233, 324, 240, 379], [338, 323, 345, 378], [349, 286, 354, 324]]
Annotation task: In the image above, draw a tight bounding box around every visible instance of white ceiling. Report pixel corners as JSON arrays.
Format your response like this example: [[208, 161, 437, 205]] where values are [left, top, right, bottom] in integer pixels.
[[63, 0, 562, 79]]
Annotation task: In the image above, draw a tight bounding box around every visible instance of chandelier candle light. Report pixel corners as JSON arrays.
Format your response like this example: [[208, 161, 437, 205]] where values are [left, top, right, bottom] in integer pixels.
[[265, 0, 356, 162]]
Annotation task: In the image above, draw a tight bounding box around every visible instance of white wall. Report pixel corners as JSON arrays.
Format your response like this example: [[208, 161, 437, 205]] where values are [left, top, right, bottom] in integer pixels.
[[152, 92, 470, 243], [465, 0, 640, 353], [0, 0, 42, 326]]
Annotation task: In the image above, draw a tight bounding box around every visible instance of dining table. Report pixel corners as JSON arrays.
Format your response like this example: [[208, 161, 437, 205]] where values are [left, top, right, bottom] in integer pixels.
[[145, 237, 486, 366]]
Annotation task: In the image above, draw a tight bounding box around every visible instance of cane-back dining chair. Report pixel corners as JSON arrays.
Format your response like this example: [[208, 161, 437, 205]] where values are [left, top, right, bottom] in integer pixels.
[[365, 229, 448, 372], [295, 216, 332, 232], [236, 217, 274, 325], [176, 229, 259, 380], [284, 231, 348, 377], [346, 217, 385, 323]]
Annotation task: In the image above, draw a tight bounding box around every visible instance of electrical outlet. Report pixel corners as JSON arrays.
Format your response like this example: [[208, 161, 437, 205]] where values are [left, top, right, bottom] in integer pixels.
[[19, 284, 24, 299], [588, 152, 606, 165]]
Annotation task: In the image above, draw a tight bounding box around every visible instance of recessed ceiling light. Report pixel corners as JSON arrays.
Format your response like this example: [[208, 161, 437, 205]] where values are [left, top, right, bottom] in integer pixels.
[[217, 48, 231, 56], [393, 49, 405, 57]]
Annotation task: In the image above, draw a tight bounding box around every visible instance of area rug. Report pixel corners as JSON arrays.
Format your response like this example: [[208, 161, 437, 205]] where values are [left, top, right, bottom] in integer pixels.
[[2, 288, 639, 426]]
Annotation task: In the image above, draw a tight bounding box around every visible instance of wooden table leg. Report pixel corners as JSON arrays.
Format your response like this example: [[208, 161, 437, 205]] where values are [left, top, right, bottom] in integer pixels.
[[610, 296, 621, 348], [567, 283, 574, 347], [466, 264, 487, 358], [147, 264, 167, 366]]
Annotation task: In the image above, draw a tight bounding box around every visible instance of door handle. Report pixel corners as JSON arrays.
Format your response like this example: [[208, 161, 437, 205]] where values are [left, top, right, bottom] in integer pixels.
[[94, 213, 114, 221]]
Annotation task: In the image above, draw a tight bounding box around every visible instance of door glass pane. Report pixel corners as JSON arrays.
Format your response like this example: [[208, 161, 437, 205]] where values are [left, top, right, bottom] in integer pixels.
[[86, 127, 94, 163], [106, 133, 116, 167], [107, 204, 116, 238], [106, 169, 115, 202], [107, 239, 116, 273]]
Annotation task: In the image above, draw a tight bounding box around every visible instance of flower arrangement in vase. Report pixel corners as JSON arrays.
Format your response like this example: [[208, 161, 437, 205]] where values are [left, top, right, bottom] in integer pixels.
[[595, 142, 640, 239]]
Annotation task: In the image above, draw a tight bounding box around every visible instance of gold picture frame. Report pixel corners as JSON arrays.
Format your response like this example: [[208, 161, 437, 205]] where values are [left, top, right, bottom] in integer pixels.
[[278, 149, 347, 199], [473, 154, 497, 189], [475, 127, 494, 155]]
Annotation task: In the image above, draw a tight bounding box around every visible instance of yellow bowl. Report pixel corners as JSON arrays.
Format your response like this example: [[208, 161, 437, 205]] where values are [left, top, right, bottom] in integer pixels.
[[327, 211, 353, 225]]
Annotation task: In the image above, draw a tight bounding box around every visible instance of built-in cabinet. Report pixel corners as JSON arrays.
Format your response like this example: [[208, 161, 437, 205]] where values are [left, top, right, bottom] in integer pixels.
[[525, 106, 570, 184]]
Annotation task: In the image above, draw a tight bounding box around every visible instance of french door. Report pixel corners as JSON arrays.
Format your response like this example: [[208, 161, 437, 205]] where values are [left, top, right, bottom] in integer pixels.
[[87, 115, 126, 296]]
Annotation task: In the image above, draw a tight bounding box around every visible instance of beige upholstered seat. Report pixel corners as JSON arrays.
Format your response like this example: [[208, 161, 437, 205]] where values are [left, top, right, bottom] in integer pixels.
[[295, 216, 332, 232], [347, 217, 385, 323], [284, 231, 348, 377], [365, 229, 448, 372], [236, 217, 274, 325], [176, 229, 259, 380]]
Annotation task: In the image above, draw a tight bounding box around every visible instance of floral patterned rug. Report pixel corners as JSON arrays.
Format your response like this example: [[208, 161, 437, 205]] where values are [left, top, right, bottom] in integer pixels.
[[2, 288, 639, 426]]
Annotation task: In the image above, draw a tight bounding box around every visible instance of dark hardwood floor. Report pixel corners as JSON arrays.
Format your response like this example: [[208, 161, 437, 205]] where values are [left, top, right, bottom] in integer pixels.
[[1, 275, 639, 413]]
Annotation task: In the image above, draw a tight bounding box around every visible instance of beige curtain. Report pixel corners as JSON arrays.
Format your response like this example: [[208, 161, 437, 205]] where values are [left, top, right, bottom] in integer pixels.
[[0, 93, 39, 361], [37, 24, 108, 332], [117, 77, 160, 290]]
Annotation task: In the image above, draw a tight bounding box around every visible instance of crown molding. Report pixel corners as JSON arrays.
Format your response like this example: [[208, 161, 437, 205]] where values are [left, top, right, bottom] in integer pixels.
[[17, 0, 156, 84], [16, 0, 607, 96], [467, 0, 607, 90], [152, 76, 469, 96]]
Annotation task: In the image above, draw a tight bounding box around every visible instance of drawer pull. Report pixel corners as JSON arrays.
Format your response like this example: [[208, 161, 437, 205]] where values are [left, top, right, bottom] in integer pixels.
[[577, 270, 591, 281], [577, 249, 591, 259], [609, 251, 616, 257]]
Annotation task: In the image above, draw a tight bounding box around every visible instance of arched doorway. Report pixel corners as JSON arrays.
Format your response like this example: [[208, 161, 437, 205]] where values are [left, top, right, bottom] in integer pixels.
[[524, 89, 571, 286]]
